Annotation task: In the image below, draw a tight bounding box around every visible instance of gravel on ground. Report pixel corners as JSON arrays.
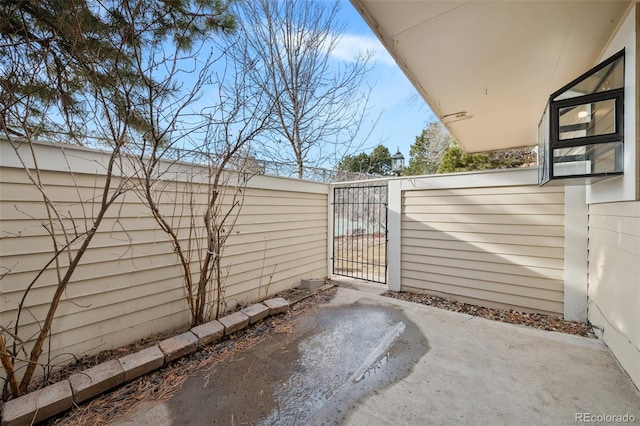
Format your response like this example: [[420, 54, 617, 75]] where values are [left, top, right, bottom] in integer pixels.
[[382, 290, 595, 338]]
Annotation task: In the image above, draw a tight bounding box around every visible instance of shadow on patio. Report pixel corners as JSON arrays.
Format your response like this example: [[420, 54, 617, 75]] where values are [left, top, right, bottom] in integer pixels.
[[110, 281, 640, 425]]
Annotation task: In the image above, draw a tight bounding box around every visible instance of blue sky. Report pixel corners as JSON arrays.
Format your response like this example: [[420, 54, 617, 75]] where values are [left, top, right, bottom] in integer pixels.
[[335, 1, 436, 160]]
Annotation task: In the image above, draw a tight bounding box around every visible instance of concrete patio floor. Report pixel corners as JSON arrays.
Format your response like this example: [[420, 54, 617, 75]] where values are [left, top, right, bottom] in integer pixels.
[[112, 280, 640, 425]]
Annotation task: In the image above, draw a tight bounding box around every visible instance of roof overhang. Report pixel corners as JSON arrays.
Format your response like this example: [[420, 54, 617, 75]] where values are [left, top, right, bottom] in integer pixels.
[[351, 0, 632, 152]]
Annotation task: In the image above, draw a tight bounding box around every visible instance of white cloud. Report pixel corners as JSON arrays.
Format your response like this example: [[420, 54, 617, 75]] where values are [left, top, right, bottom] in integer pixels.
[[331, 33, 396, 66]]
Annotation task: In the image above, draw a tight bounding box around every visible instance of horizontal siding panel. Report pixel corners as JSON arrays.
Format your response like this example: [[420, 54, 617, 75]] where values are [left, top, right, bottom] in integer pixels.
[[589, 201, 640, 218], [0, 222, 327, 257], [402, 260, 563, 293], [402, 220, 563, 237], [589, 235, 640, 276], [48, 301, 190, 350], [403, 186, 564, 197], [225, 254, 327, 295], [589, 214, 640, 237], [57, 310, 189, 359], [2, 231, 325, 294], [400, 184, 564, 315], [401, 273, 563, 314], [588, 227, 640, 260], [402, 228, 564, 248], [403, 203, 564, 215], [588, 201, 640, 382], [402, 253, 563, 282], [1, 150, 329, 374], [0, 202, 327, 222], [403, 212, 564, 226], [402, 246, 564, 270], [3, 282, 186, 333], [223, 249, 327, 287], [401, 268, 562, 304], [402, 233, 564, 259], [2, 267, 185, 314], [401, 284, 563, 316]]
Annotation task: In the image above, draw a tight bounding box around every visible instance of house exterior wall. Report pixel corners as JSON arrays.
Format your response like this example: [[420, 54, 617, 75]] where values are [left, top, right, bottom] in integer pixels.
[[396, 169, 566, 315], [0, 140, 327, 376], [588, 3, 637, 203], [586, 3, 640, 390], [588, 201, 640, 388]]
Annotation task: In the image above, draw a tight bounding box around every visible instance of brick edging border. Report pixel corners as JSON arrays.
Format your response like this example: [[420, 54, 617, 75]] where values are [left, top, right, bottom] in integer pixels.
[[1, 297, 290, 426]]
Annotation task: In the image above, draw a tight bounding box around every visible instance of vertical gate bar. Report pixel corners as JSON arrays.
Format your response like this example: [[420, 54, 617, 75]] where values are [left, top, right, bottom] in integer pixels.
[[334, 187, 337, 275], [376, 186, 379, 281], [339, 187, 343, 276], [355, 184, 359, 279], [356, 185, 359, 279], [363, 185, 367, 280], [375, 185, 379, 282], [348, 185, 352, 278], [367, 187, 375, 279], [365, 185, 369, 281], [345, 186, 349, 277], [384, 184, 388, 284], [358, 187, 369, 280], [377, 186, 380, 282], [338, 187, 342, 275], [333, 186, 337, 276], [340, 187, 345, 276], [375, 187, 382, 281]]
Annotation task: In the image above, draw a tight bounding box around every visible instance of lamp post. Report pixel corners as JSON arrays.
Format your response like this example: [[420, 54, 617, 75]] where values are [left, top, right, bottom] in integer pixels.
[[391, 148, 405, 176]]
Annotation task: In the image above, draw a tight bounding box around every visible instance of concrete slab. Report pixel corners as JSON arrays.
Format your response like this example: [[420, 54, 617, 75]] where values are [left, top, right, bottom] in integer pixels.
[[68, 359, 124, 403], [219, 311, 249, 335], [158, 332, 198, 363], [118, 345, 164, 382], [1, 380, 72, 426], [334, 288, 640, 426], [108, 286, 640, 426], [241, 304, 269, 324], [191, 320, 224, 346], [262, 297, 289, 315], [331, 277, 387, 295]]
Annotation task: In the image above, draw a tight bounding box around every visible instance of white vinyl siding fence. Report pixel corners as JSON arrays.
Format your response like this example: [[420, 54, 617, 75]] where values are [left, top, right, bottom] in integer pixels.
[[400, 183, 565, 315], [0, 141, 327, 373], [587, 201, 640, 387]]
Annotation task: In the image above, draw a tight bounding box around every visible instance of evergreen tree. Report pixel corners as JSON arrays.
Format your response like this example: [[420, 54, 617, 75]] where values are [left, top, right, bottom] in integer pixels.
[[369, 145, 392, 175], [404, 121, 451, 175], [437, 140, 535, 173], [337, 144, 392, 176], [0, 0, 236, 138]]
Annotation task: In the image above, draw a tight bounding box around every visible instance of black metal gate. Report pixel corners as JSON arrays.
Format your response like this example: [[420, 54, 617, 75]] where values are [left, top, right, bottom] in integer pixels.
[[332, 185, 388, 283]]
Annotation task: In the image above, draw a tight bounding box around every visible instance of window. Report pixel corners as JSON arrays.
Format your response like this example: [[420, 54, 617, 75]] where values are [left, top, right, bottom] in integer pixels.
[[539, 50, 624, 185]]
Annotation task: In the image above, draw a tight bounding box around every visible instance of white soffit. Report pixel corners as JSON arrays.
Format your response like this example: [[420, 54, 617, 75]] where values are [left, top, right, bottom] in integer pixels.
[[351, 0, 631, 152]]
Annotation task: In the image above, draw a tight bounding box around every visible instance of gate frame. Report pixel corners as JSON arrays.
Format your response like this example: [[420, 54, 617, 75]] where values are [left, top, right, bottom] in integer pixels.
[[329, 182, 390, 284]]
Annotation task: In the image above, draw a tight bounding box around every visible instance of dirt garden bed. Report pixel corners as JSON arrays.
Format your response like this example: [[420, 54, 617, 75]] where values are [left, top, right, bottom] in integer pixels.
[[2, 286, 336, 425]]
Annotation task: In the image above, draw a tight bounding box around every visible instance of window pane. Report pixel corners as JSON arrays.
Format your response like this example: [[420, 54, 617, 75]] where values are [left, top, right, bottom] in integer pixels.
[[553, 55, 624, 101], [538, 105, 550, 184], [552, 142, 623, 177], [559, 99, 616, 140]]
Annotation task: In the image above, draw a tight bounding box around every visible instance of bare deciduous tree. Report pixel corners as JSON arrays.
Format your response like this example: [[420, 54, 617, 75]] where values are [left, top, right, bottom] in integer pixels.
[[0, 0, 236, 399], [404, 121, 452, 176], [135, 50, 273, 325], [229, 0, 376, 178]]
